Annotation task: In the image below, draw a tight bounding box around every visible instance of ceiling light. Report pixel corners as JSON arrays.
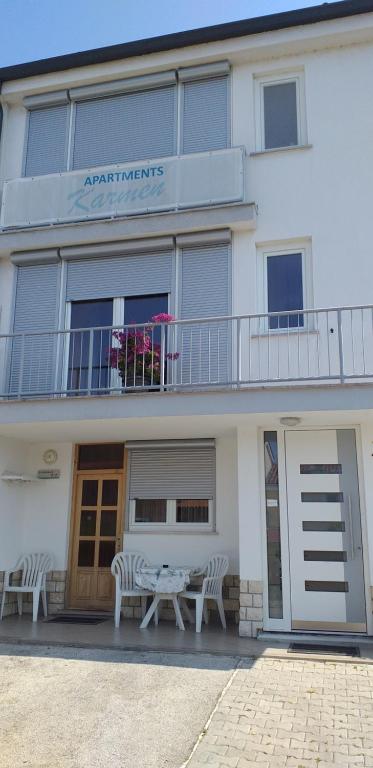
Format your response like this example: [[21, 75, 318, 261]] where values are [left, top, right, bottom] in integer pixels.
[[280, 416, 302, 427]]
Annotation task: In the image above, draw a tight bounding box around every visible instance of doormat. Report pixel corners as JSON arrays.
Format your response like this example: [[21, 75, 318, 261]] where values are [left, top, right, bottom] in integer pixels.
[[48, 614, 109, 625], [288, 642, 360, 657]]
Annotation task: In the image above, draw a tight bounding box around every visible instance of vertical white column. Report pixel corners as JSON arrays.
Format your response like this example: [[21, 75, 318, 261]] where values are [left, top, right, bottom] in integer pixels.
[[237, 425, 264, 637]]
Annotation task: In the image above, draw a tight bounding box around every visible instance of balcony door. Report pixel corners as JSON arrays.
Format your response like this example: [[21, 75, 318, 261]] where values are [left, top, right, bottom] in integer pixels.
[[67, 299, 113, 394]]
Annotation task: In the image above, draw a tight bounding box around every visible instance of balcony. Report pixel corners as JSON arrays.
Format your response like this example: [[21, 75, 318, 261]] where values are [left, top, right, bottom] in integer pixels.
[[1, 305, 373, 400], [0, 147, 245, 229]]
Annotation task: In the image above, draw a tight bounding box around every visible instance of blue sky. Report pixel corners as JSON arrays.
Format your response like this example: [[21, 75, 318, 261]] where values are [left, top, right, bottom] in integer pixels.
[[0, 0, 338, 67]]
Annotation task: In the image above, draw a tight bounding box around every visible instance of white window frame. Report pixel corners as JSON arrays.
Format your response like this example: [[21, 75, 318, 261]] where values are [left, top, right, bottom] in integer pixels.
[[256, 241, 313, 333], [254, 69, 307, 153], [129, 498, 214, 533]]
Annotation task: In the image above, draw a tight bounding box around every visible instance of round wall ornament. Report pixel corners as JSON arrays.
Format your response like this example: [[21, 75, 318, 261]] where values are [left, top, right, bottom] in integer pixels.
[[43, 449, 58, 465]]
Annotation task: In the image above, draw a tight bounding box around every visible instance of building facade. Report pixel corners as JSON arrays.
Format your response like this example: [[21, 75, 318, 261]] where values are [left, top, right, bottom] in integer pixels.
[[1, 0, 373, 636]]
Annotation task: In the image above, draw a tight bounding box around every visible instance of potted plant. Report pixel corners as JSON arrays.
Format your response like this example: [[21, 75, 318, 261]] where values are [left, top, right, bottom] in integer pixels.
[[109, 312, 179, 389]]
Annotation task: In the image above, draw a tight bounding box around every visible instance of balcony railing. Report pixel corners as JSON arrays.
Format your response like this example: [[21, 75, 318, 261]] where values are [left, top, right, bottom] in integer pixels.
[[1, 305, 373, 400], [0, 147, 245, 229]]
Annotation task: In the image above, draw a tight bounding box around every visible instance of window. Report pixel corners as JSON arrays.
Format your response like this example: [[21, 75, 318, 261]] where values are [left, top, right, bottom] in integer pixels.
[[124, 294, 168, 328], [263, 431, 283, 619], [255, 71, 306, 152], [267, 253, 304, 329], [257, 241, 312, 332], [72, 86, 177, 170], [131, 499, 212, 527], [24, 104, 69, 177], [127, 442, 215, 531], [23, 70, 230, 177], [67, 299, 113, 393], [182, 76, 230, 154]]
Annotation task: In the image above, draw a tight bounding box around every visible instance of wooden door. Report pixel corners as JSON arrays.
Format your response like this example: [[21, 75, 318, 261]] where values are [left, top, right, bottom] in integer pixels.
[[69, 472, 124, 610]]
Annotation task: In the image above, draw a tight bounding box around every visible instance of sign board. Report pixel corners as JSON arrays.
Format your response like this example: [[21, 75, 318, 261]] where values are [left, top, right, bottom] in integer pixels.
[[1, 147, 245, 229]]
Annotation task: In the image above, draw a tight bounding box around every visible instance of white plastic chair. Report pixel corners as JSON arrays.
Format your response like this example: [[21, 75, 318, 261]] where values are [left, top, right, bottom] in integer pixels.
[[111, 551, 158, 628], [179, 554, 229, 633], [0, 553, 53, 623]]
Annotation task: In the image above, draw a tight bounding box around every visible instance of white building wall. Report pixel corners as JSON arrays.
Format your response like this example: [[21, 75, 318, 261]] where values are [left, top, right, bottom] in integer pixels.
[[21, 442, 74, 570], [0, 436, 28, 569]]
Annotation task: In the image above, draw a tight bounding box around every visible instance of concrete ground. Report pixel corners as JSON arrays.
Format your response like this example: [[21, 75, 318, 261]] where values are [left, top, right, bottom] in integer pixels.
[[0, 644, 236, 768], [2, 644, 373, 768]]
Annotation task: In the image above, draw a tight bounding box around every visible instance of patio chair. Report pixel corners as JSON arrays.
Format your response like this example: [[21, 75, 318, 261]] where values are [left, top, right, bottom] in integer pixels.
[[111, 551, 158, 628], [179, 553, 229, 633], [0, 553, 53, 623]]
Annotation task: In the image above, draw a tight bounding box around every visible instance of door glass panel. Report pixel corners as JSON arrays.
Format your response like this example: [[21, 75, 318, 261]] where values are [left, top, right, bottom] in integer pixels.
[[263, 431, 283, 619], [98, 540, 116, 567], [68, 299, 113, 394], [78, 540, 95, 567], [303, 521, 345, 532], [300, 464, 342, 474], [124, 295, 169, 386], [78, 443, 124, 470], [304, 550, 347, 562], [305, 581, 349, 592], [80, 510, 96, 536], [301, 492, 343, 503], [100, 509, 117, 537], [81, 479, 98, 506], [124, 294, 168, 332], [102, 479, 118, 507]]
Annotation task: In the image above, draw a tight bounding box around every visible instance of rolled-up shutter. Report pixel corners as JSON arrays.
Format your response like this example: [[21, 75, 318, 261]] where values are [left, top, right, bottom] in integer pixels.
[[72, 85, 177, 170], [179, 243, 231, 384], [9, 263, 60, 395], [182, 76, 230, 155], [66, 251, 174, 301], [24, 105, 69, 177], [128, 444, 215, 499]]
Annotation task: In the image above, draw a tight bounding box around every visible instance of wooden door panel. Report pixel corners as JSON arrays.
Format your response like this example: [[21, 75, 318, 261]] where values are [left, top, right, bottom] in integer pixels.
[[96, 572, 114, 601], [75, 571, 94, 600], [69, 469, 124, 610]]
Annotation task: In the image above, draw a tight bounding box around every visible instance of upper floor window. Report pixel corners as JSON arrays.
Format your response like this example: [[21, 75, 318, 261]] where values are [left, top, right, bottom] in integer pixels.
[[23, 66, 231, 177], [72, 86, 177, 170], [257, 242, 312, 330], [266, 252, 304, 329], [255, 71, 307, 152], [24, 104, 69, 177]]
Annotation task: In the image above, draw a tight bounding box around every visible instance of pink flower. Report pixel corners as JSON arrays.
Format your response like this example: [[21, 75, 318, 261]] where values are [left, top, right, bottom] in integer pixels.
[[151, 313, 175, 323]]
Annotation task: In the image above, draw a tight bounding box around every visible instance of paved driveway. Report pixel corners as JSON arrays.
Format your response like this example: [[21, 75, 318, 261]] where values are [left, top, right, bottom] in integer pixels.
[[0, 644, 236, 768], [188, 656, 373, 768]]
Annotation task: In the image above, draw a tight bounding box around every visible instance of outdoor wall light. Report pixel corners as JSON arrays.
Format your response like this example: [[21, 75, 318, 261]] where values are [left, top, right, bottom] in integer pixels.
[[279, 416, 302, 427]]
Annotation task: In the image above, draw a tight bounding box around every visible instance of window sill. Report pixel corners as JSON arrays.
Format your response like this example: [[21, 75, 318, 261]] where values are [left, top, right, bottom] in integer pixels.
[[250, 144, 312, 157], [127, 529, 218, 535], [251, 328, 319, 339]]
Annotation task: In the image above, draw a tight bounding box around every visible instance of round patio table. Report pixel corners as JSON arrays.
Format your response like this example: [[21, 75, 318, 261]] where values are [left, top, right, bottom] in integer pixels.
[[136, 566, 192, 630]]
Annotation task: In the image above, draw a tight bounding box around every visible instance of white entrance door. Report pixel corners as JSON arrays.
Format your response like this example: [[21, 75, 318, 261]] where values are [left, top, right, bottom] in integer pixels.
[[286, 429, 366, 632]]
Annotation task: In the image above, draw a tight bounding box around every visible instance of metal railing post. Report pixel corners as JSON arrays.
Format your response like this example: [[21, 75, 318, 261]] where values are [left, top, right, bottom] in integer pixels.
[[160, 324, 165, 391], [87, 328, 94, 395], [236, 317, 241, 386], [337, 308, 345, 383]]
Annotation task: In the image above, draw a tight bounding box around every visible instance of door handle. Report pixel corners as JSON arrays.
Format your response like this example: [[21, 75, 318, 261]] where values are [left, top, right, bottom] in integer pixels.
[[347, 494, 355, 560]]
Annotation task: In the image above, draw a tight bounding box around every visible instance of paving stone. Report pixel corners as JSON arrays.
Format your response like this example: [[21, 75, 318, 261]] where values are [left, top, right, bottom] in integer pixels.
[[188, 656, 373, 768]]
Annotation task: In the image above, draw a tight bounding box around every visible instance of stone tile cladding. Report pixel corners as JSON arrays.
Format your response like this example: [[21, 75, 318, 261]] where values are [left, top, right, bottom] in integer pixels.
[[239, 579, 263, 637]]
